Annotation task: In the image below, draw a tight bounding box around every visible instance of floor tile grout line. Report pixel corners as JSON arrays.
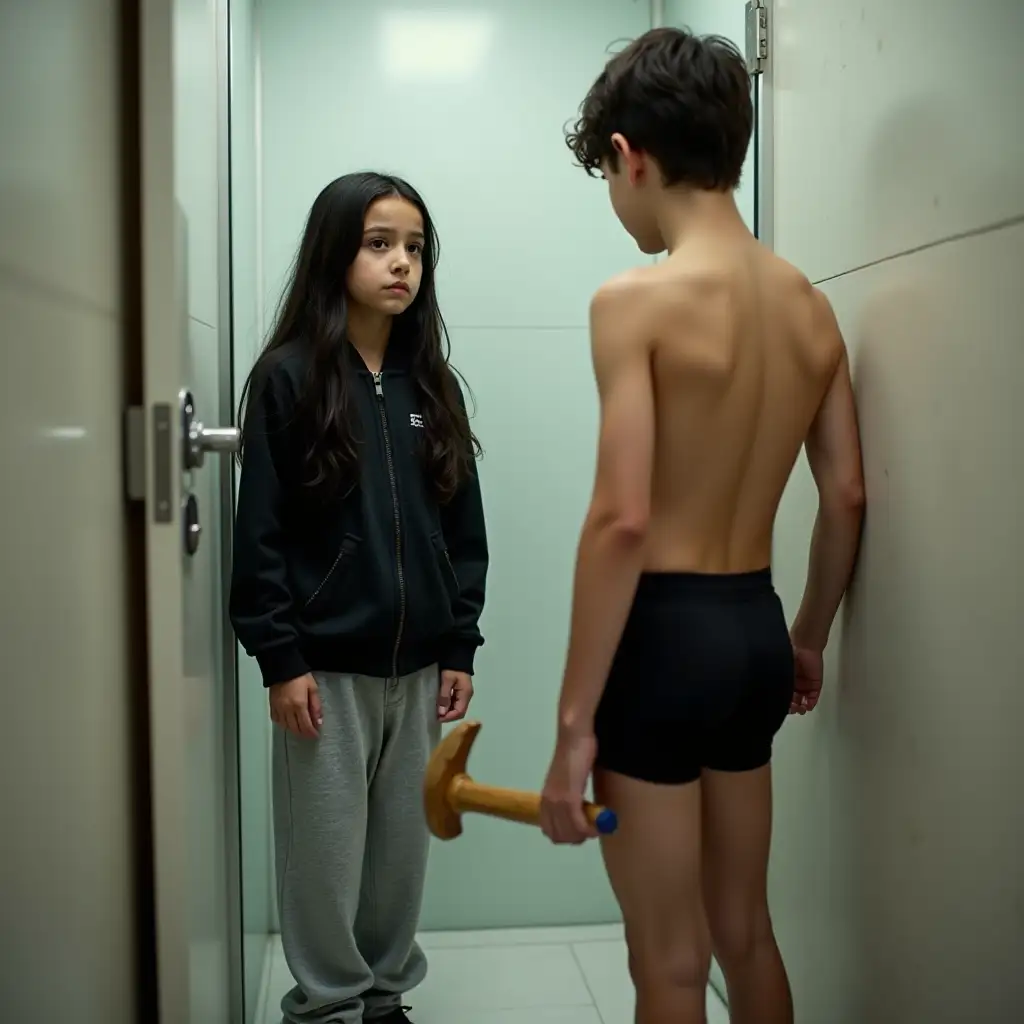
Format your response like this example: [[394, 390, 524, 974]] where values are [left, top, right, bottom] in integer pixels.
[[711, 989, 729, 1014], [254, 935, 275, 1024], [811, 212, 1024, 286], [418, 934, 624, 952], [569, 942, 609, 1024], [260, 935, 284, 1024], [419, 926, 622, 937]]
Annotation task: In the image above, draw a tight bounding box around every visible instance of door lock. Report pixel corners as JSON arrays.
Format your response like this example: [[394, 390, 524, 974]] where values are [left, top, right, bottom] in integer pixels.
[[183, 493, 202, 556]]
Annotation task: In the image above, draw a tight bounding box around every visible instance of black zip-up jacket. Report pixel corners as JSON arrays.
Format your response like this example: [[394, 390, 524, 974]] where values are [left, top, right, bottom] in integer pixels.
[[229, 341, 488, 686]]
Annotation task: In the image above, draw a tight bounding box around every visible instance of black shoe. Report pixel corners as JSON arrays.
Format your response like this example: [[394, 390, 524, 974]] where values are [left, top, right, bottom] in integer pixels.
[[371, 1007, 414, 1023]]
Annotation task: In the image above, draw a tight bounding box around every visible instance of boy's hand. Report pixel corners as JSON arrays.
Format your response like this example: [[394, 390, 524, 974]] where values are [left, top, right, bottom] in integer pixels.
[[269, 673, 323, 738], [540, 728, 599, 845], [438, 670, 474, 722], [790, 645, 824, 715]]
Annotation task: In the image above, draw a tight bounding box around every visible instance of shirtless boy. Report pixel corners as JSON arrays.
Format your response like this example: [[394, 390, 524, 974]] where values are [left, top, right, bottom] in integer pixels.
[[538, 28, 866, 1024]]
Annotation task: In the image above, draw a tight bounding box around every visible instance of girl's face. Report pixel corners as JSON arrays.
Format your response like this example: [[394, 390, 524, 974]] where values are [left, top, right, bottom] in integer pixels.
[[346, 196, 425, 315]]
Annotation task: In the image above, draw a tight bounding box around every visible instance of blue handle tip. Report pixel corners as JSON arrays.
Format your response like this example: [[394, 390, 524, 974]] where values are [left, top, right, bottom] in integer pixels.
[[595, 808, 618, 835]]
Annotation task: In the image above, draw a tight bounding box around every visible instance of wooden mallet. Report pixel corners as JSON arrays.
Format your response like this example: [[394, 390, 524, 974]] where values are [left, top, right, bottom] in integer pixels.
[[423, 720, 618, 840]]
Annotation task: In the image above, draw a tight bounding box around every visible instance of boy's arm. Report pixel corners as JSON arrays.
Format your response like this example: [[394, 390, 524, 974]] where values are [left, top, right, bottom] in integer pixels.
[[556, 279, 655, 734], [438, 384, 489, 676], [791, 292, 866, 652], [229, 373, 311, 686]]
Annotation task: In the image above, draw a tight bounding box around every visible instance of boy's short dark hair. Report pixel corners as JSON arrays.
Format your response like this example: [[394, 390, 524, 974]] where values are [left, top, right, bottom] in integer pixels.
[[566, 27, 753, 191]]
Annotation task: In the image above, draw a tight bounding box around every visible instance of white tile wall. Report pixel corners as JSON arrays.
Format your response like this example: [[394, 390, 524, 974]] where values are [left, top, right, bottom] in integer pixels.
[[773, 0, 1024, 284], [769, 0, 1024, 1019], [772, 221, 1024, 1023]]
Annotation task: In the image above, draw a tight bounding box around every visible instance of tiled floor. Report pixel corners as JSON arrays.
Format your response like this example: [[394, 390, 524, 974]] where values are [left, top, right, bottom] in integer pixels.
[[257, 924, 729, 1024]]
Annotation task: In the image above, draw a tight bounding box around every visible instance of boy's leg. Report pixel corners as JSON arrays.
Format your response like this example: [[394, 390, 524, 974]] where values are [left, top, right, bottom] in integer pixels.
[[357, 665, 441, 1020], [593, 768, 711, 1024], [274, 672, 382, 1023], [701, 766, 792, 1024]]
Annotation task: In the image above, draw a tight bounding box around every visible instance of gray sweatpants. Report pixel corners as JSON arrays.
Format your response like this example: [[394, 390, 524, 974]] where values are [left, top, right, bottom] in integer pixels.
[[273, 666, 442, 1023]]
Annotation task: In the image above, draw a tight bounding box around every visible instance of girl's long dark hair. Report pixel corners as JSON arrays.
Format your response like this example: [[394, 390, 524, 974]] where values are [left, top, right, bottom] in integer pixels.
[[237, 171, 480, 502]]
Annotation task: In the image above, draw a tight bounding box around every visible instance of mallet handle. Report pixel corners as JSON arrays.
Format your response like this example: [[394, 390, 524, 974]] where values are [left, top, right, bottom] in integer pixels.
[[449, 776, 618, 835]]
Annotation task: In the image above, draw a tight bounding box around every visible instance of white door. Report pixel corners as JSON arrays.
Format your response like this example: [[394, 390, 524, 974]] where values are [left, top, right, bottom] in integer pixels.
[[139, 0, 242, 1020], [0, 0, 140, 1019]]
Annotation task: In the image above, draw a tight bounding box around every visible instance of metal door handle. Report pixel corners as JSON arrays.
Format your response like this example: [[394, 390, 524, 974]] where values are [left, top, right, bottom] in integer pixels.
[[187, 422, 240, 468], [180, 389, 240, 469], [196, 425, 238, 452]]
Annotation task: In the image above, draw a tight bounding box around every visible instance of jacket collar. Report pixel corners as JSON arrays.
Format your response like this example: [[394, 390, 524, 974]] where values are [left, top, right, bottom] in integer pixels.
[[345, 335, 414, 375]]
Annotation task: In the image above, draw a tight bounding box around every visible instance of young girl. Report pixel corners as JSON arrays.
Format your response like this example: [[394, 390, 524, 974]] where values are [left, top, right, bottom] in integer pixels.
[[230, 172, 488, 1024]]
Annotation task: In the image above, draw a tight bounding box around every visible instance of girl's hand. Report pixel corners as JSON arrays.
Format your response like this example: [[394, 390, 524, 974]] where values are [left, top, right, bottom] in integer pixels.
[[438, 670, 474, 722], [269, 673, 323, 739]]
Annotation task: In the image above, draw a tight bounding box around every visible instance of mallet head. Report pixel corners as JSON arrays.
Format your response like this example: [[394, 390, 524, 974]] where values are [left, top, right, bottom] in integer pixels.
[[423, 719, 481, 840]]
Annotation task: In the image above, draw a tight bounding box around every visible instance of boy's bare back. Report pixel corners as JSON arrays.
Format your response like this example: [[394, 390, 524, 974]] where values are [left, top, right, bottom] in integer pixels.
[[632, 234, 844, 575]]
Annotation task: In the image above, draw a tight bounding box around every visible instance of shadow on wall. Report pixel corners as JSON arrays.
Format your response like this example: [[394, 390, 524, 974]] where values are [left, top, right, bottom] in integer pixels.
[[834, 98, 1024, 1022]]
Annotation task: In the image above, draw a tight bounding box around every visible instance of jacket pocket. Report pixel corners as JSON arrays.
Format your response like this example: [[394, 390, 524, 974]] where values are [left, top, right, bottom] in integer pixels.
[[303, 533, 362, 609], [430, 531, 460, 603]]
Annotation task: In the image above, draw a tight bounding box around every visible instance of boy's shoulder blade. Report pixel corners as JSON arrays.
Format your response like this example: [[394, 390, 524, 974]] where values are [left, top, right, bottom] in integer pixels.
[[590, 268, 662, 352], [594, 265, 657, 302], [592, 263, 682, 322]]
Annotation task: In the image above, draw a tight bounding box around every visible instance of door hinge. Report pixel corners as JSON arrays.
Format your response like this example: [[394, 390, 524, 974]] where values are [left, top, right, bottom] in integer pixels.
[[123, 403, 174, 524], [745, 0, 768, 75], [124, 405, 147, 502]]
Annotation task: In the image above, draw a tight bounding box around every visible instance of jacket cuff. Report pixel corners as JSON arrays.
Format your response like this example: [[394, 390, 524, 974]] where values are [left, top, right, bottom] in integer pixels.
[[256, 645, 311, 687], [439, 639, 480, 676]]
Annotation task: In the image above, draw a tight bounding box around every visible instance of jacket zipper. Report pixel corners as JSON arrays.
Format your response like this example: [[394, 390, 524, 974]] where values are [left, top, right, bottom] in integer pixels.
[[374, 372, 405, 678], [303, 545, 348, 608], [443, 547, 458, 592]]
